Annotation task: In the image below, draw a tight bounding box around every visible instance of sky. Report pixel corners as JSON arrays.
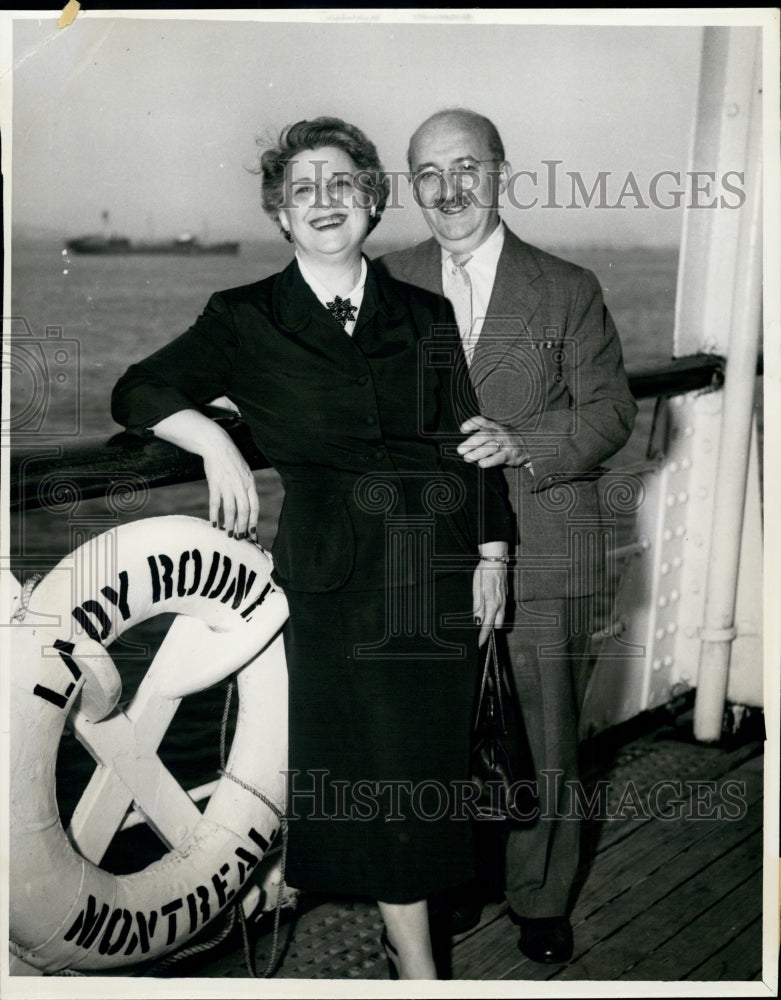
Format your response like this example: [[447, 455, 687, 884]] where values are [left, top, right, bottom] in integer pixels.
[[2, 10, 764, 248]]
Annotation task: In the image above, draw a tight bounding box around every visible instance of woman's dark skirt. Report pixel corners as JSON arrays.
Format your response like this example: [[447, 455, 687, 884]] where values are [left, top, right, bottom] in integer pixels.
[[282, 572, 479, 904]]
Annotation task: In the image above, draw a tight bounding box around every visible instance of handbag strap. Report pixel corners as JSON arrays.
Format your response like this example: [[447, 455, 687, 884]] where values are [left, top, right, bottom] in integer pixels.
[[474, 629, 505, 731], [488, 629, 506, 723]]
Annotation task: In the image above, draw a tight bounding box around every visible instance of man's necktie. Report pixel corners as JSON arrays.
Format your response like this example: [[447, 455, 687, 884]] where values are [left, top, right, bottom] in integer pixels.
[[326, 295, 357, 328], [444, 254, 475, 363]]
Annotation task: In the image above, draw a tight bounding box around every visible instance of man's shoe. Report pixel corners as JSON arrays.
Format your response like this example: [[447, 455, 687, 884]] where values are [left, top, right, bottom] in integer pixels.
[[516, 916, 573, 964]]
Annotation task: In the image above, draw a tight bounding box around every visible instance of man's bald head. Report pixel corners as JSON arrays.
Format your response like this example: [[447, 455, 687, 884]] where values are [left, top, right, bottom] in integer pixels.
[[407, 108, 505, 171]]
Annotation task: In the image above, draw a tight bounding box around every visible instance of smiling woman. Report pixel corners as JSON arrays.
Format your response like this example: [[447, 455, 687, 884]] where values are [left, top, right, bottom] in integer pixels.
[[260, 118, 387, 231], [278, 146, 373, 271], [110, 116, 511, 980]]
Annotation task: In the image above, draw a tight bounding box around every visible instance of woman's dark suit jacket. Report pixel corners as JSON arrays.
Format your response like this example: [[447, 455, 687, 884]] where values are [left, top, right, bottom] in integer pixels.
[[112, 257, 509, 594]]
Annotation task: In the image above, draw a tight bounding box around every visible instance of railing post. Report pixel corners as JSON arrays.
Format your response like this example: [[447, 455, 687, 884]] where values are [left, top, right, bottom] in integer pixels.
[[691, 28, 763, 741]]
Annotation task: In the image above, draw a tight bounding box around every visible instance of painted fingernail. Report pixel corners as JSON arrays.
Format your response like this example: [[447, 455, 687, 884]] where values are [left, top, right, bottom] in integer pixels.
[[250, 527, 257, 536], [212, 521, 217, 527], [228, 530, 234, 538], [474, 616, 482, 625], [236, 532, 244, 540]]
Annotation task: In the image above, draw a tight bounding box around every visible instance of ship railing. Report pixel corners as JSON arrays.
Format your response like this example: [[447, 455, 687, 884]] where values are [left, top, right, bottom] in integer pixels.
[[9, 353, 728, 512]]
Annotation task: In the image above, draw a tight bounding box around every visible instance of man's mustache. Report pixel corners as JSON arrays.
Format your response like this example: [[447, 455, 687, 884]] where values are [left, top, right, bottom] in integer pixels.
[[436, 192, 474, 210]]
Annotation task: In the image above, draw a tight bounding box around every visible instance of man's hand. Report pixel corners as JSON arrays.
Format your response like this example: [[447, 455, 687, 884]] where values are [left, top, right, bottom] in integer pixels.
[[458, 415, 530, 468]]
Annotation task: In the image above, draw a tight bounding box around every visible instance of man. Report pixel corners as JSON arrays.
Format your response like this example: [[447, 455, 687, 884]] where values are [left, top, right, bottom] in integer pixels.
[[379, 108, 636, 965]]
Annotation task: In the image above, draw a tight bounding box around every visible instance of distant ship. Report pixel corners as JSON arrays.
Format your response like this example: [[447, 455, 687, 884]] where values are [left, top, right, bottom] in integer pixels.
[[65, 232, 240, 255]]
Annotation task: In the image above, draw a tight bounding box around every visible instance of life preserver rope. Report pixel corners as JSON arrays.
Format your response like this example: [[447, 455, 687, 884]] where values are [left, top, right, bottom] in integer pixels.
[[9, 515, 289, 973]]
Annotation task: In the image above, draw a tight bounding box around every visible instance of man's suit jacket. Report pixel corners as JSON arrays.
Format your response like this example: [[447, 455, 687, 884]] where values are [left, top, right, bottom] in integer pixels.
[[379, 229, 637, 601], [112, 257, 509, 594]]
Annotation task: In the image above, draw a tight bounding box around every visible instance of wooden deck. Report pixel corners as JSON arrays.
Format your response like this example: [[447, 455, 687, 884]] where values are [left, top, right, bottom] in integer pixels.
[[150, 709, 771, 989], [453, 735, 764, 983]]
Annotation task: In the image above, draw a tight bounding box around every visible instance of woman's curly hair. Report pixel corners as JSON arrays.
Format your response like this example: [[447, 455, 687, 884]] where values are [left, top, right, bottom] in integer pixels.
[[259, 116, 390, 241]]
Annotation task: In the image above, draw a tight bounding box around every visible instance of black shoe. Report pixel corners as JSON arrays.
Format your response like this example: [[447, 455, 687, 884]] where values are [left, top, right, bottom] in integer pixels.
[[448, 896, 484, 935], [430, 885, 484, 936], [380, 928, 400, 979], [515, 915, 573, 964]]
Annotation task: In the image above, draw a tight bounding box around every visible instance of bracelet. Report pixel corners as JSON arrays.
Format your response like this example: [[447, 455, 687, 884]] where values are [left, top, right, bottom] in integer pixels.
[[479, 554, 509, 564]]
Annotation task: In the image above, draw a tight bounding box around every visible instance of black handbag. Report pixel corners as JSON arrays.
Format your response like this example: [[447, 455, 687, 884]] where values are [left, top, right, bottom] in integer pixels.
[[471, 630, 538, 823]]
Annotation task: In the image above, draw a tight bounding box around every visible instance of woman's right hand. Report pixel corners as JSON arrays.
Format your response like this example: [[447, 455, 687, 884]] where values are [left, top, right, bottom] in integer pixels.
[[150, 409, 260, 540], [202, 443, 259, 539]]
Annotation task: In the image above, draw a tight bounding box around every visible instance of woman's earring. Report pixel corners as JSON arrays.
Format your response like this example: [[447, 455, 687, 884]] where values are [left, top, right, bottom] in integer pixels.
[[281, 227, 293, 243]]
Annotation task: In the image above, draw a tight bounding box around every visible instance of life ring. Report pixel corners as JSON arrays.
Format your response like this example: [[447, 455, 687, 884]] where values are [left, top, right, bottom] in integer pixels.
[[9, 515, 289, 973]]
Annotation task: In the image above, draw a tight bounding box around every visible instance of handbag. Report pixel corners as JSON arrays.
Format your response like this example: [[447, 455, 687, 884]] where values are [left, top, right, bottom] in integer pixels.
[[471, 629, 538, 824]]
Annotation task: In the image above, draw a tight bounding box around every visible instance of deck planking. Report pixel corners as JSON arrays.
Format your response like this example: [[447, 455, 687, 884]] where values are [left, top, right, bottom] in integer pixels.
[[454, 751, 764, 983], [138, 723, 769, 985]]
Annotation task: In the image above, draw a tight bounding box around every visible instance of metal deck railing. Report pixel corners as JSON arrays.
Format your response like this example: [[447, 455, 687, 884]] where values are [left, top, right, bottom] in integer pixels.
[[10, 354, 729, 513]]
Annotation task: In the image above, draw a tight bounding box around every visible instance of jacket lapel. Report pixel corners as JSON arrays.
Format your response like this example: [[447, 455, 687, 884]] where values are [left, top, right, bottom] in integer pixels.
[[272, 255, 407, 351], [415, 239, 444, 296], [272, 257, 317, 332], [390, 238, 443, 296], [352, 257, 410, 341], [469, 229, 543, 387]]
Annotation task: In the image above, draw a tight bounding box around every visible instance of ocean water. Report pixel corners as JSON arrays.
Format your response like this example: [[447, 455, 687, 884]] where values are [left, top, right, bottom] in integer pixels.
[[10, 236, 676, 563], [8, 235, 678, 870]]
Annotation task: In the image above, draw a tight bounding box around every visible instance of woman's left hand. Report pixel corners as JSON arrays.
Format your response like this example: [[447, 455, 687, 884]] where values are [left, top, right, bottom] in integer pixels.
[[473, 559, 508, 647]]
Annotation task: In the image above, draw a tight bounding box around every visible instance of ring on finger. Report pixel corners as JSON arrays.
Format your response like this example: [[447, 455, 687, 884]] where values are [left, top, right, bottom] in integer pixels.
[[489, 438, 502, 453]]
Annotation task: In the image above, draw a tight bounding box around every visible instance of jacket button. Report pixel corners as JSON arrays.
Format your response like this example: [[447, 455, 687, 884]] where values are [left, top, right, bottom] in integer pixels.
[[374, 448, 386, 461], [357, 374, 369, 386], [366, 415, 377, 426]]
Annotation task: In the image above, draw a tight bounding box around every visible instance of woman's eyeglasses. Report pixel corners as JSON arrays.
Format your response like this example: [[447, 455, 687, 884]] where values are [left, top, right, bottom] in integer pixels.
[[287, 174, 367, 208]]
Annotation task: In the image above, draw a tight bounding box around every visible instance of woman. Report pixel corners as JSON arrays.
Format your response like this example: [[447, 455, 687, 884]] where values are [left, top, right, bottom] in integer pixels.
[[112, 117, 509, 979]]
